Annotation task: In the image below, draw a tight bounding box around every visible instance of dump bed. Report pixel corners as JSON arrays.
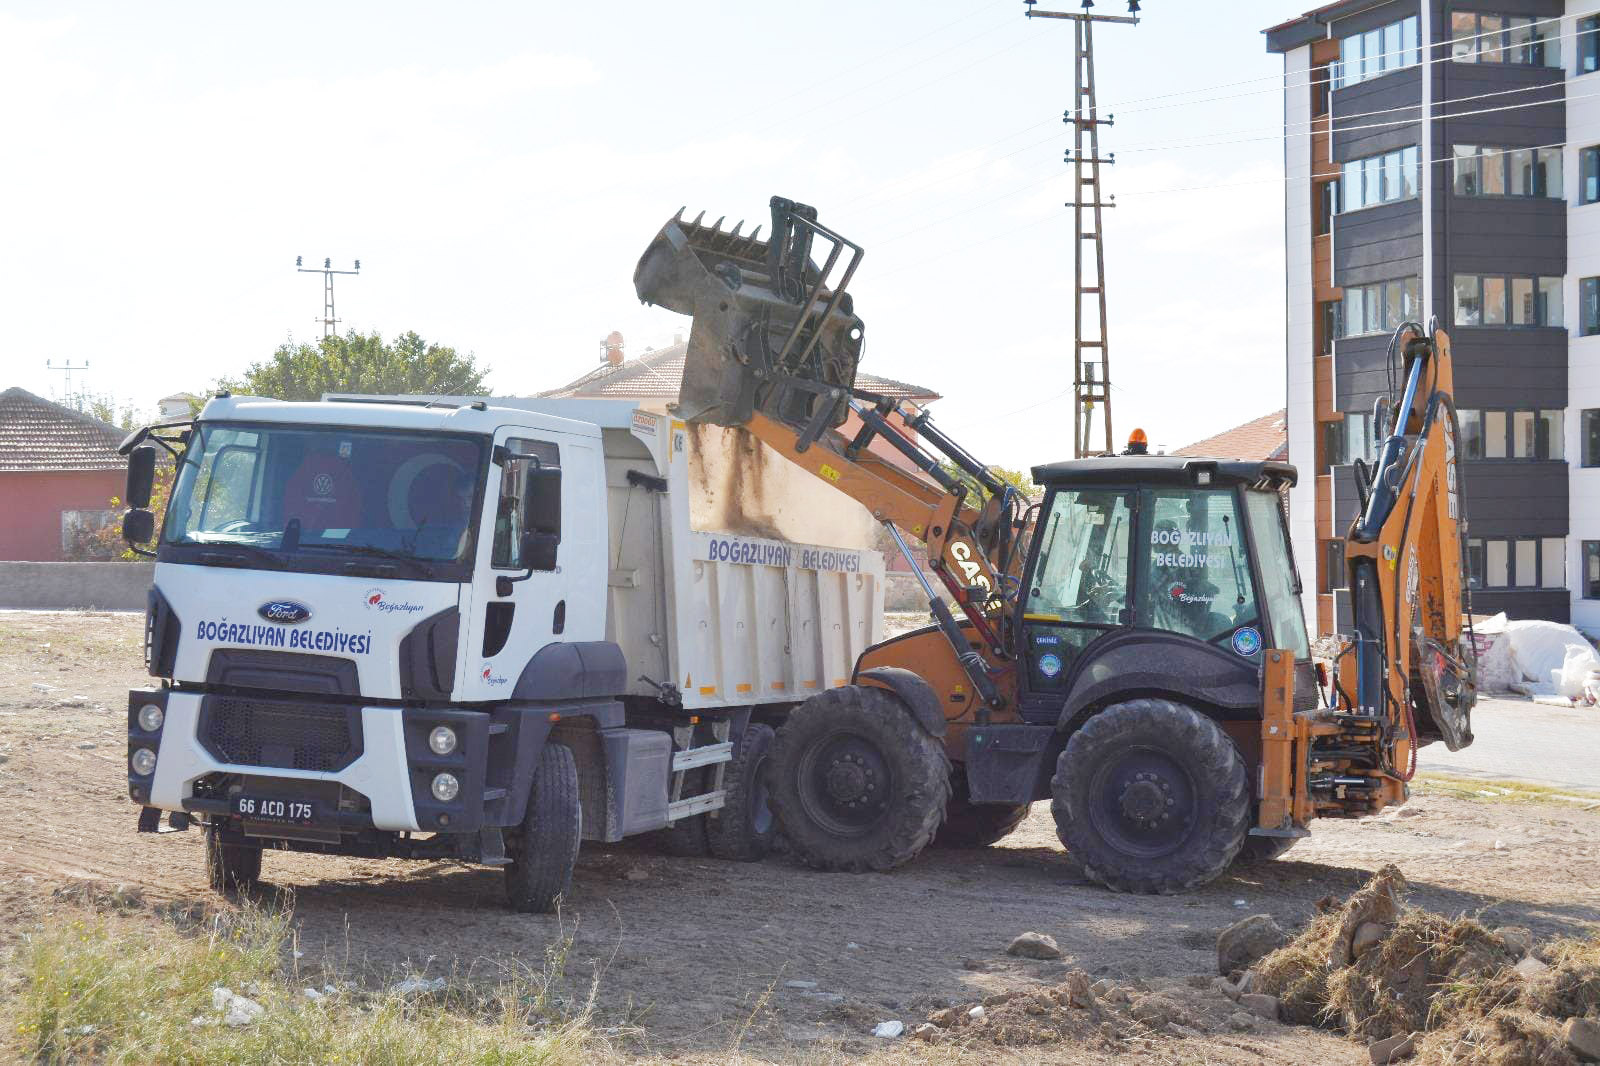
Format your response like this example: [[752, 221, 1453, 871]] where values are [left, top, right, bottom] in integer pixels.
[[494, 398, 885, 711]]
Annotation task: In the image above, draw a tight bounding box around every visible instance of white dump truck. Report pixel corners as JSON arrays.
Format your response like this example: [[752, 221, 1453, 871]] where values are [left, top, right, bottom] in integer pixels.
[[118, 393, 883, 911]]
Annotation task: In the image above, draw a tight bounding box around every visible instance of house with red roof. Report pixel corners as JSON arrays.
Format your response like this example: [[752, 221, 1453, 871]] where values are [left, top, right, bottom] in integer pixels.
[[0, 388, 127, 560]]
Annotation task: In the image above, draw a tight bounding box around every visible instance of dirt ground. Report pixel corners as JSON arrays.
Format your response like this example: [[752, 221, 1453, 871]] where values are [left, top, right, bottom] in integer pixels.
[[4, 612, 1600, 1064]]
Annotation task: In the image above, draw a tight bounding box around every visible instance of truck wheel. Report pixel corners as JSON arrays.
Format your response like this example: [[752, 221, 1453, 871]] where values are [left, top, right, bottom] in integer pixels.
[[1235, 834, 1298, 864], [205, 824, 262, 894], [505, 742, 581, 913], [769, 685, 950, 873], [1050, 699, 1249, 894], [650, 766, 710, 857], [931, 772, 1029, 848], [707, 722, 777, 861]]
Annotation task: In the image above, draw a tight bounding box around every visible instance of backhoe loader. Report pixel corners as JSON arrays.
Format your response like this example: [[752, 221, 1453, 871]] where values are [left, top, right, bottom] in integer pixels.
[[634, 195, 1477, 893]]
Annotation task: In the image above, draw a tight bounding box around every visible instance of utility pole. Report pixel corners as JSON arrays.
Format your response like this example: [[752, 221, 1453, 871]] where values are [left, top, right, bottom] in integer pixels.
[[46, 358, 89, 406], [1025, 0, 1139, 457], [296, 257, 361, 340]]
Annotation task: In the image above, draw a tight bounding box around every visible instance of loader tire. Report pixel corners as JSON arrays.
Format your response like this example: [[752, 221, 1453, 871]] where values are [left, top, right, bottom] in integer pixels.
[[707, 723, 777, 861], [1051, 699, 1249, 895], [650, 766, 710, 857], [505, 742, 581, 914], [1235, 834, 1298, 864], [930, 772, 1029, 849], [205, 824, 262, 894], [769, 685, 950, 873]]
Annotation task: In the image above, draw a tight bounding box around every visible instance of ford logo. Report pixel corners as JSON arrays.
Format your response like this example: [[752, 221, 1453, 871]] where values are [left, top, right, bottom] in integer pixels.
[[258, 600, 312, 624]]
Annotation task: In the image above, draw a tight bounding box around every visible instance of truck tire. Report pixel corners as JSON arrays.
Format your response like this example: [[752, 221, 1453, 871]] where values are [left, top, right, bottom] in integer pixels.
[[707, 722, 777, 862], [769, 685, 950, 873], [1236, 834, 1298, 864], [931, 773, 1029, 848], [505, 742, 581, 914], [650, 766, 710, 857], [1050, 699, 1249, 894], [205, 824, 262, 894]]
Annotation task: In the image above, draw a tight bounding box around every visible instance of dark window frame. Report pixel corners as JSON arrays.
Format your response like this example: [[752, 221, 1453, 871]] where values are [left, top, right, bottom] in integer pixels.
[[1583, 277, 1600, 337], [1453, 273, 1563, 328], [1585, 540, 1600, 599], [1468, 535, 1567, 590], [1582, 146, 1600, 206]]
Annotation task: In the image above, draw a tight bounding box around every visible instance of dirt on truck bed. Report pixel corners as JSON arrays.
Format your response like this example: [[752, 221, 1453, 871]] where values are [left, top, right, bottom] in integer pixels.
[[3, 612, 1600, 1064]]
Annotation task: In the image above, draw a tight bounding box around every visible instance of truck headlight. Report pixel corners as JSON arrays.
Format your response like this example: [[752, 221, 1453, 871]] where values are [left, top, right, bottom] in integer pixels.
[[137, 703, 165, 732], [428, 726, 458, 756], [130, 747, 157, 776], [431, 773, 460, 802]]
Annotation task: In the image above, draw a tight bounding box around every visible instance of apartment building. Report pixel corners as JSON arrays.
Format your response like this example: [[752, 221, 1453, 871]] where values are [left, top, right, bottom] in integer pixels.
[[1265, 2, 1600, 635]]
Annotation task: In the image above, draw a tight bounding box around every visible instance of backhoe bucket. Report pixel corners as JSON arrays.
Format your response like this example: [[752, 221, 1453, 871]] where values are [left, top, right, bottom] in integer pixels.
[[633, 196, 865, 429]]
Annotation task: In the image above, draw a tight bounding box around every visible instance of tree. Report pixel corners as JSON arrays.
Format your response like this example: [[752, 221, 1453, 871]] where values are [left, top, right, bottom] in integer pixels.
[[937, 460, 1038, 502], [215, 329, 491, 402]]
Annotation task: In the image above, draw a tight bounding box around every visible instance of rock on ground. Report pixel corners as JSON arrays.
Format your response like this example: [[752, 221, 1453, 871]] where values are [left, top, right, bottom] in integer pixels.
[[1368, 1031, 1416, 1064], [1566, 1017, 1600, 1061], [1007, 931, 1062, 960], [1218, 914, 1289, 976]]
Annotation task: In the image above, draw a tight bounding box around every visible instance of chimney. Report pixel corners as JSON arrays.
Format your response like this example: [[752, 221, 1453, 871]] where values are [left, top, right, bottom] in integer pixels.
[[601, 330, 625, 366], [673, 332, 684, 346]]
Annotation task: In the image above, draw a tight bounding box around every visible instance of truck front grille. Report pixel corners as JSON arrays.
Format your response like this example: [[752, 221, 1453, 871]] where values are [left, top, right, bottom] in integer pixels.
[[200, 696, 362, 773]]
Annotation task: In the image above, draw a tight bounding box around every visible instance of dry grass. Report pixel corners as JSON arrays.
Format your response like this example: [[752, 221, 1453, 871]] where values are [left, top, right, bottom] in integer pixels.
[[1413, 773, 1600, 807], [2, 901, 601, 1065]]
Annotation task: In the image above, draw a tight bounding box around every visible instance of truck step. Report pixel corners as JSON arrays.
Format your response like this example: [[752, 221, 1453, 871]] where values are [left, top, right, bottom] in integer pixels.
[[672, 742, 733, 772], [667, 789, 726, 821]]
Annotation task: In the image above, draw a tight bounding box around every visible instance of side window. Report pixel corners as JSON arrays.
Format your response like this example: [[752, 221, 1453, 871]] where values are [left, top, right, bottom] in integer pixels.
[[1141, 488, 1258, 645], [492, 438, 560, 569], [1028, 489, 1134, 625]]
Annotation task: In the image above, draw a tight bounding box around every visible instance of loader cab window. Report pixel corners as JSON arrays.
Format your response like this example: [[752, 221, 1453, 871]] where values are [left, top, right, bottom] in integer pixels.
[[1024, 489, 1134, 691], [1244, 490, 1311, 659], [1139, 488, 1261, 651], [492, 438, 560, 569]]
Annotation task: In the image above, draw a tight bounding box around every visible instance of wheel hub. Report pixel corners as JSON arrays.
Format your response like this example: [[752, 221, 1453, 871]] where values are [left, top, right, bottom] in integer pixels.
[[825, 758, 871, 804], [796, 731, 893, 837], [1119, 774, 1172, 826], [1087, 747, 1196, 859]]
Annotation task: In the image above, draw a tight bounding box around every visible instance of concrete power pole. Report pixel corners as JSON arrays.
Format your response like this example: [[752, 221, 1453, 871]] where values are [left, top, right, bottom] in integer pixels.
[[1025, 0, 1139, 457]]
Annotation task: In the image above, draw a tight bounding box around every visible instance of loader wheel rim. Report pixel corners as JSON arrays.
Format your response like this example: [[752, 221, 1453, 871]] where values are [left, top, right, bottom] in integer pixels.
[[796, 730, 892, 837], [1086, 744, 1197, 859]]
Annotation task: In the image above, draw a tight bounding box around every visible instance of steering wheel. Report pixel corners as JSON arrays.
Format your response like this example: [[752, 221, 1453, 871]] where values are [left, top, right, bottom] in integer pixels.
[[216, 519, 255, 534]]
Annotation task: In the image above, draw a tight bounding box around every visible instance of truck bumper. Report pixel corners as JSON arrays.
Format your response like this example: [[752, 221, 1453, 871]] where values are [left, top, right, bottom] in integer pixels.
[[140, 691, 423, 832]]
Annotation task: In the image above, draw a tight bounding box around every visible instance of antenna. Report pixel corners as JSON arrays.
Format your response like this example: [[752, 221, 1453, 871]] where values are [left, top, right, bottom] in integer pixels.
[[46, 358, 90, 405], [1025, 0, 1140, 457], [296, 257, 361, 339]]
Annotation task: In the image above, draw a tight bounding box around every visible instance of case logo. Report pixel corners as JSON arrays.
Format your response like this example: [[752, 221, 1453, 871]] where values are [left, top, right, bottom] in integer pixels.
[[258, 600, 312, 624]]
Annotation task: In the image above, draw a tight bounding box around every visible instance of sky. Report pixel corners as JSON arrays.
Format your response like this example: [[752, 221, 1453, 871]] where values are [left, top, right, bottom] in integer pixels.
[[2, 0, 1297, 468]]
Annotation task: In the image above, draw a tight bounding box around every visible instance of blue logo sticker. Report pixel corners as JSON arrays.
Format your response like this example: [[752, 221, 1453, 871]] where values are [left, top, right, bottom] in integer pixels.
[[1033, 633, 1061, 646], [1231, 626, 1262, 657], [258, 600, 312, 625], [1038, 653, 1063, 678]]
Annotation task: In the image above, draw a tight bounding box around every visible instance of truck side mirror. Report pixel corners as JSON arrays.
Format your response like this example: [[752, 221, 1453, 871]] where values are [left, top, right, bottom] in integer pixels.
[[122, 508, 155, 546], [521, 465, 561, 541], [127, 445, 157, 509], [520, 529, 559, 572]]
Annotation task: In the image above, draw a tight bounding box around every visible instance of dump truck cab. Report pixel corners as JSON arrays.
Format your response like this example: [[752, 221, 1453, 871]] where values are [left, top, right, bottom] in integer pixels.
[[1016, 455, 1313, 729]]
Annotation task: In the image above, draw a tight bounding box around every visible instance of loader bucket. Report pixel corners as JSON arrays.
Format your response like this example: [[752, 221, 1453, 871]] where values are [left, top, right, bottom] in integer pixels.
[[633, 196, 865, 429]]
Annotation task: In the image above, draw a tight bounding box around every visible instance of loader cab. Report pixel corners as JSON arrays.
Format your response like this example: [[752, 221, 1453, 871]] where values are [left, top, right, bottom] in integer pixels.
[[1017, 456, 1306, 711]]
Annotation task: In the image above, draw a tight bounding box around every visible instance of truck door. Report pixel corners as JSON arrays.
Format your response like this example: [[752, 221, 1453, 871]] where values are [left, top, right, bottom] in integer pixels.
[[459, 430, 585, 700], [1020, 487, 1136, 695]]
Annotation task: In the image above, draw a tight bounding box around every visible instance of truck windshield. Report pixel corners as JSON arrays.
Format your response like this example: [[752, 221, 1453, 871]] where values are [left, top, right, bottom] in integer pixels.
[[162, 422, 485, 575], [1244, 490, 1311, 659]]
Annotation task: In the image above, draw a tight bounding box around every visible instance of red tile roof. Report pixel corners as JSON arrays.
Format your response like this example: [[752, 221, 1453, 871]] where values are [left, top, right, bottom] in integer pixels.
[[541, 342, 940, 403], [1173, 409, 1288, 461], [0, 388, 127, 473]]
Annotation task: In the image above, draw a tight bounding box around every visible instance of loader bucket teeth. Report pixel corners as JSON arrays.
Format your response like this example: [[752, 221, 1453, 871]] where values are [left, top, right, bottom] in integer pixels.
[[633, 195, 866, 429]]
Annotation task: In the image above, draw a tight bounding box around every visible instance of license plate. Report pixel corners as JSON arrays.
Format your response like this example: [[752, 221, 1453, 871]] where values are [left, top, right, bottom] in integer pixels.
[[234, 796, 319, 824]]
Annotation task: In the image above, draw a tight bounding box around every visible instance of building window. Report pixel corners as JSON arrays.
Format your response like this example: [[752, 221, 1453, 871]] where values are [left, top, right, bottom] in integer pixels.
[[1585, 541, 1600, 598], [1334, 15, 1420, 87], [1451, 12, 1561, 67], [1454, 275, 1562, 328], [1581, 16, 1598, 75], [1343, 277, 1420, 337], [1341, 411, 1375, 464], [1323, 540, 1347, 593], [1319, 301, 1342, 352], [1472, 537, 1567, 588], [1583, 410, 1600, 467], [1342, 146, 1420, 212], [1453, 145, 1562, 198], [1583, 147, 1600, 205], [1316, 180, 1338, 235], [1584, 277, 1600, 337], [1459, 408, 1564, 460]]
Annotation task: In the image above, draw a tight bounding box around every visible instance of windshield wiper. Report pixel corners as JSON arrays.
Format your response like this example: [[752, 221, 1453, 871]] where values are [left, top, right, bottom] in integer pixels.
[[331, 544, 437, 576]]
